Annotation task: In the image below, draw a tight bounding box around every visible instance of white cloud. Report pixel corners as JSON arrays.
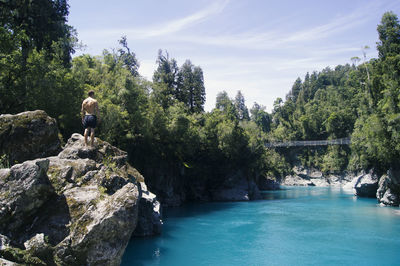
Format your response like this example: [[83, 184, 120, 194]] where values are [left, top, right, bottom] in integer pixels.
[[81, 0, 230, 40], [152, 2, 379, 53], [138, 59, 157, 80]]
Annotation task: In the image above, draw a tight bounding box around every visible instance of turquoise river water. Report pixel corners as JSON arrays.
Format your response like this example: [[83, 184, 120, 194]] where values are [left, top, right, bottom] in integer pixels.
[[121, 187, 400, 266]]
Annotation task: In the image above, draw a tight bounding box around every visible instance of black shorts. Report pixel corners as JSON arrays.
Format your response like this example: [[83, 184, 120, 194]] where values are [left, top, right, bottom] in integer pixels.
[[83, 115, 97, 128]]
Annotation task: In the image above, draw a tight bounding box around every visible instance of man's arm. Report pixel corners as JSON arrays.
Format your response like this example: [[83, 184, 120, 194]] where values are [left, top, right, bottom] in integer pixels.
[[81, 101, 85, 121], [95, 101, 100, 122]]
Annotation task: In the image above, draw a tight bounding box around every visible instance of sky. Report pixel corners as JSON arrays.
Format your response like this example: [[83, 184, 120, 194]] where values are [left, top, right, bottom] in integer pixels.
[[67, 0, 400, 112]]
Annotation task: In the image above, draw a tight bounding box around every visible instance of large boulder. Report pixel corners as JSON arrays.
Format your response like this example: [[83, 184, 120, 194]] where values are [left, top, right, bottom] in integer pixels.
[[133, 182, 163, 237], [0, 159, 53, 237], [354, 170, 379, 197], [0, 133, 160, 265], [376, 168, 400, 206], [0, 110, 61, 166], [282, 166, 360, 188], [54, 183, 139, 265], [282, 166, 318, 186], [282, 175, 314, 186]]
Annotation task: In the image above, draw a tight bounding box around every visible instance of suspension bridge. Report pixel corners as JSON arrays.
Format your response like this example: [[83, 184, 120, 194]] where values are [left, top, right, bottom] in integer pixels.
[[265, 137, 351, 148]]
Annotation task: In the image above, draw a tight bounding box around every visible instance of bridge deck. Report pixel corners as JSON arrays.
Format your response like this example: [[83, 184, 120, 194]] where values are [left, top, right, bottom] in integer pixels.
[[265, 137, 351, 148]]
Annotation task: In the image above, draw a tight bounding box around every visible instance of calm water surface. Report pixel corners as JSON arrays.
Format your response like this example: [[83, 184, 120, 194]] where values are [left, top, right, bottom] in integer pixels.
[[122, 187, 400, 266]]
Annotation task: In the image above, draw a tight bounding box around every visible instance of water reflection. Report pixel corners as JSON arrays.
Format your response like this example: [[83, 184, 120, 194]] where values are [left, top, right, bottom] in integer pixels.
[[260, 186, 351, 200]]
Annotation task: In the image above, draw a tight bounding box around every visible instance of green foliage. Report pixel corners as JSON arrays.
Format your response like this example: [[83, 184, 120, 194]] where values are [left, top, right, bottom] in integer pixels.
[[118, 36, 139, 76], [377, 11, 400, 59], [176, 60, 206, 113], [266, 12, 400, 173], [152, 51, 205, 113], [0, 154, 9, 168], [215, 91, 235, 116], [234, 90, 250, 120], [0, 0, 80, 139], [0, 247, 46, 266], [321, 146, 349, 173], [250, 103, 271, 133], [1, 7, 399, 190], [71, 48, 149, 150]]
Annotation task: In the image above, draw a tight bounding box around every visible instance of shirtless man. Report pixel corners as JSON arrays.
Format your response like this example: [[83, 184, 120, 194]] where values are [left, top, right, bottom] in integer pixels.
[[81, 90, 100, 146]]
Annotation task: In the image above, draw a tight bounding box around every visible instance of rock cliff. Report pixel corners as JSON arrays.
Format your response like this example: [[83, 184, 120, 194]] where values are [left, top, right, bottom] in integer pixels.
[[354, 170, 379, 198], [281, 165, 400, 207], [145, 166, 264, 206], [0, 110, 61, 166], [281, 166, 357, 188], [0, 118, 162, 265], [376, 168, 400, 206]]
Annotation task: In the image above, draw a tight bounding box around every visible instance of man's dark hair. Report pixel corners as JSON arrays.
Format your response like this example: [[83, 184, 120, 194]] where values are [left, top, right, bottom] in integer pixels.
[[88, 90, 95, 97]]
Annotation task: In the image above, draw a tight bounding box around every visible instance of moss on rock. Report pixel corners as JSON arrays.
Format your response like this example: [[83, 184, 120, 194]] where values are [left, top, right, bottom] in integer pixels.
[[0, 111, 61, 166], [0, 247, 46, 266]]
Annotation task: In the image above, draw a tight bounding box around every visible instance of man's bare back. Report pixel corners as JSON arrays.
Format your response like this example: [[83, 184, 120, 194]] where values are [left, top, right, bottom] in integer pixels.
[[81, 97, 98, 116], [81, 91, 100, 146]]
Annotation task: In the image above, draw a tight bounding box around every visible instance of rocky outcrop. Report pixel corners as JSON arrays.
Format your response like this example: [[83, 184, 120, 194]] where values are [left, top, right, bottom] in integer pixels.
[[146, 166, 263, 205], [0, 133, 162, 265], [211, 175, 261, 201], [0, 110, 61, 166], [0, 159, 53, 236], [133, 182, 163, 237], [258, 177, 280, 190], [354, 170, 379, 198], [282, 174, 315, 186], [282, 166, 357, 188], [376, 168, 400, 206]]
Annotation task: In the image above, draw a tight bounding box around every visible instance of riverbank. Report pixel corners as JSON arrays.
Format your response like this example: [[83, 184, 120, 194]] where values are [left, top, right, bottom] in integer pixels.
[[281, 166, 400, 207]]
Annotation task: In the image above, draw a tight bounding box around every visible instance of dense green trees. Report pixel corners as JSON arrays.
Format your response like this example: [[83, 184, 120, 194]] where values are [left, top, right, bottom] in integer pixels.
[[0, 0, 79, 137], [152, 51, 205, 113], [1, 3, 399, 188], [67, 44, 270, 194], [267, 11, 400, 174], [350, 11, 400, 172]]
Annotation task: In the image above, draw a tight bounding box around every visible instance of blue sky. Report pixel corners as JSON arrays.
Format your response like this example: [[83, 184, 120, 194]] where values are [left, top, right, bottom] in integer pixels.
[[68, 0, 400, 112]]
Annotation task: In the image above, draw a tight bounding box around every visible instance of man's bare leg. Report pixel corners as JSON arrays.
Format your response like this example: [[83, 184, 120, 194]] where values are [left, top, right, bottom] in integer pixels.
[[90, 128, 95, 146], [84, 128, 90, 146]]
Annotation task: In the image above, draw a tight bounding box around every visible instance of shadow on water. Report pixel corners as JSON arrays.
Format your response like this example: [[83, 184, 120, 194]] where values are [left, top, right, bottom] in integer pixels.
[[163, 200, 239, 219], [260, 186, 354, 201], [122, 236, 168, 266], [122, 201, 239, 266]]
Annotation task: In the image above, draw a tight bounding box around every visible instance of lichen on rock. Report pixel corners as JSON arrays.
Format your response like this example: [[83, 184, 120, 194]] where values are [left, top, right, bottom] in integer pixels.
[[0, 128, 162, 265], [0, 110, 61, 166], [354, 170, 379, 198], [376, 168, 400, 206]]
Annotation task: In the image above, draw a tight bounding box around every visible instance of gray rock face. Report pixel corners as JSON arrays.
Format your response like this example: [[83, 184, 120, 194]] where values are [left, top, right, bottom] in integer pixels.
[[0, 159, 53, 236], [354, 170, 379, 198], [282, 174, 315, 186], [258, 177, 280, 190], [55, 183, 139, 266], [0, 133, 159, 265], [0, 110, 61, 166], [0, 234, 11, 250], [376, 168, 400, 206], [212, 177, 261, 201], [24, 233, 52, 261], [133, 182, 163, 237], [282, 166, 357, 188], [0, 258, 19, 266]]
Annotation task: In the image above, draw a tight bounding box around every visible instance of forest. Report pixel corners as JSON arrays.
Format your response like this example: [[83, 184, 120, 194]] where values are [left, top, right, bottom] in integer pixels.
[[1, 1, 400, 188]]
